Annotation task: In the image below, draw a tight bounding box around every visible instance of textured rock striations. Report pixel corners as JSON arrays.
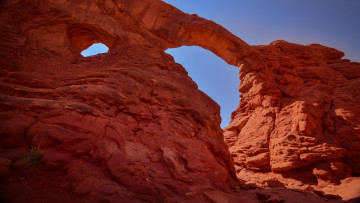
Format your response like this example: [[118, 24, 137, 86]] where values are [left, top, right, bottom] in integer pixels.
[[224, 40, 360, 200], [0, 0, 357, 202]]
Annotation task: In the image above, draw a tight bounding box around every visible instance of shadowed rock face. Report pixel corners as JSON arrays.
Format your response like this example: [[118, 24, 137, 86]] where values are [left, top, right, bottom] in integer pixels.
[[0, 0, 358, 202]]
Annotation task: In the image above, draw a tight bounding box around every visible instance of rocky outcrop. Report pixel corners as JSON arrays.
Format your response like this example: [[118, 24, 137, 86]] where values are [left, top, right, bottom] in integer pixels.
[[0, 0, 357, 202], [224, 40, 360, 200]]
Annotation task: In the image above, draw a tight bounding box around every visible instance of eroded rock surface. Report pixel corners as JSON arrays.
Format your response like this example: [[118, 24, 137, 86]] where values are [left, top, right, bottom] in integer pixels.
[[0, 0, 356, 202], [224, 40, 360, 200], [0, 0, 242, 201]]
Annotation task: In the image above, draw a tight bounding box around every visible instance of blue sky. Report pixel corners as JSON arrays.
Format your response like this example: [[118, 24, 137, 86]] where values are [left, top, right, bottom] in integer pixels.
[[165, 47, 239, 129], [81, 43, 108, 57], [83, 1, 360, 128]]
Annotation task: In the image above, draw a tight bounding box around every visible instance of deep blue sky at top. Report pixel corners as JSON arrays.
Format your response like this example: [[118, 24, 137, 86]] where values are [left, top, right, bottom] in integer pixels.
[[83, 1, 360, 128], [163, 0, 360, 60], [162, 0, 360, 128]]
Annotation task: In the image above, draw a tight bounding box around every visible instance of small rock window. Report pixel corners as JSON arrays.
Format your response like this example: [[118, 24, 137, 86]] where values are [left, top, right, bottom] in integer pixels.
[[67, 24, 115, 57], [81, 43, 109, 57]]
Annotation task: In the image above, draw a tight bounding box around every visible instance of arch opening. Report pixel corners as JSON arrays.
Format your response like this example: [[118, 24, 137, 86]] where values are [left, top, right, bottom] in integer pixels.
[[67, 24, 115, 56], [165, 46, 240, 128], [81, 43, 109, 57]]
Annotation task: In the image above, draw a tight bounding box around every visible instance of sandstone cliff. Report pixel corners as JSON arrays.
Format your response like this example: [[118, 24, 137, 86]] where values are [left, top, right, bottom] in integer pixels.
[[224, 41, 360, 200], [0, 0, 357, 202]]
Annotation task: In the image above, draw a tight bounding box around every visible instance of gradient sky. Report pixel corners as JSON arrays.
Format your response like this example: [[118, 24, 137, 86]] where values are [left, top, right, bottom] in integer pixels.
[[83, 1, 360, 128], [163, 0, 360, 128]]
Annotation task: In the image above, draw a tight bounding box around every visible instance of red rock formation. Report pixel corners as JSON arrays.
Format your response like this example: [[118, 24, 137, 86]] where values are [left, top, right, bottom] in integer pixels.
[[0, 0, 355, 202], [224, 40, 360, 200]]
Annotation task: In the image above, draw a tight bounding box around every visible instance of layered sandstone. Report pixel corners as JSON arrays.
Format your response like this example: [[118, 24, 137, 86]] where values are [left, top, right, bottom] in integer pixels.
[[224, 40, 360, 200], [0, 0, 357, 202]]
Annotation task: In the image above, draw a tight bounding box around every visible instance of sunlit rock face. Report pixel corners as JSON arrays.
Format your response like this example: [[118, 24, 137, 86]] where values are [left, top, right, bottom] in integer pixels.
[[0, 0, 358, 202], [0, 0, 240, 202], [224, 40, 360, 200]]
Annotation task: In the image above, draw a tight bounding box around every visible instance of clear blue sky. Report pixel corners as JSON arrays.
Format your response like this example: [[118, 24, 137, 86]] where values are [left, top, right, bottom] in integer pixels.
[[163, 0, 360, 128], [81, 43, 108, 57], [83, 1, 360, 128]]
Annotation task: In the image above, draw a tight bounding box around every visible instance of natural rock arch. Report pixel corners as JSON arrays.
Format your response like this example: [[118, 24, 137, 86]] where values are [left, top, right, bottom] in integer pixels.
[[0, 0, 359, 202], [0, 0, 251, 201]]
